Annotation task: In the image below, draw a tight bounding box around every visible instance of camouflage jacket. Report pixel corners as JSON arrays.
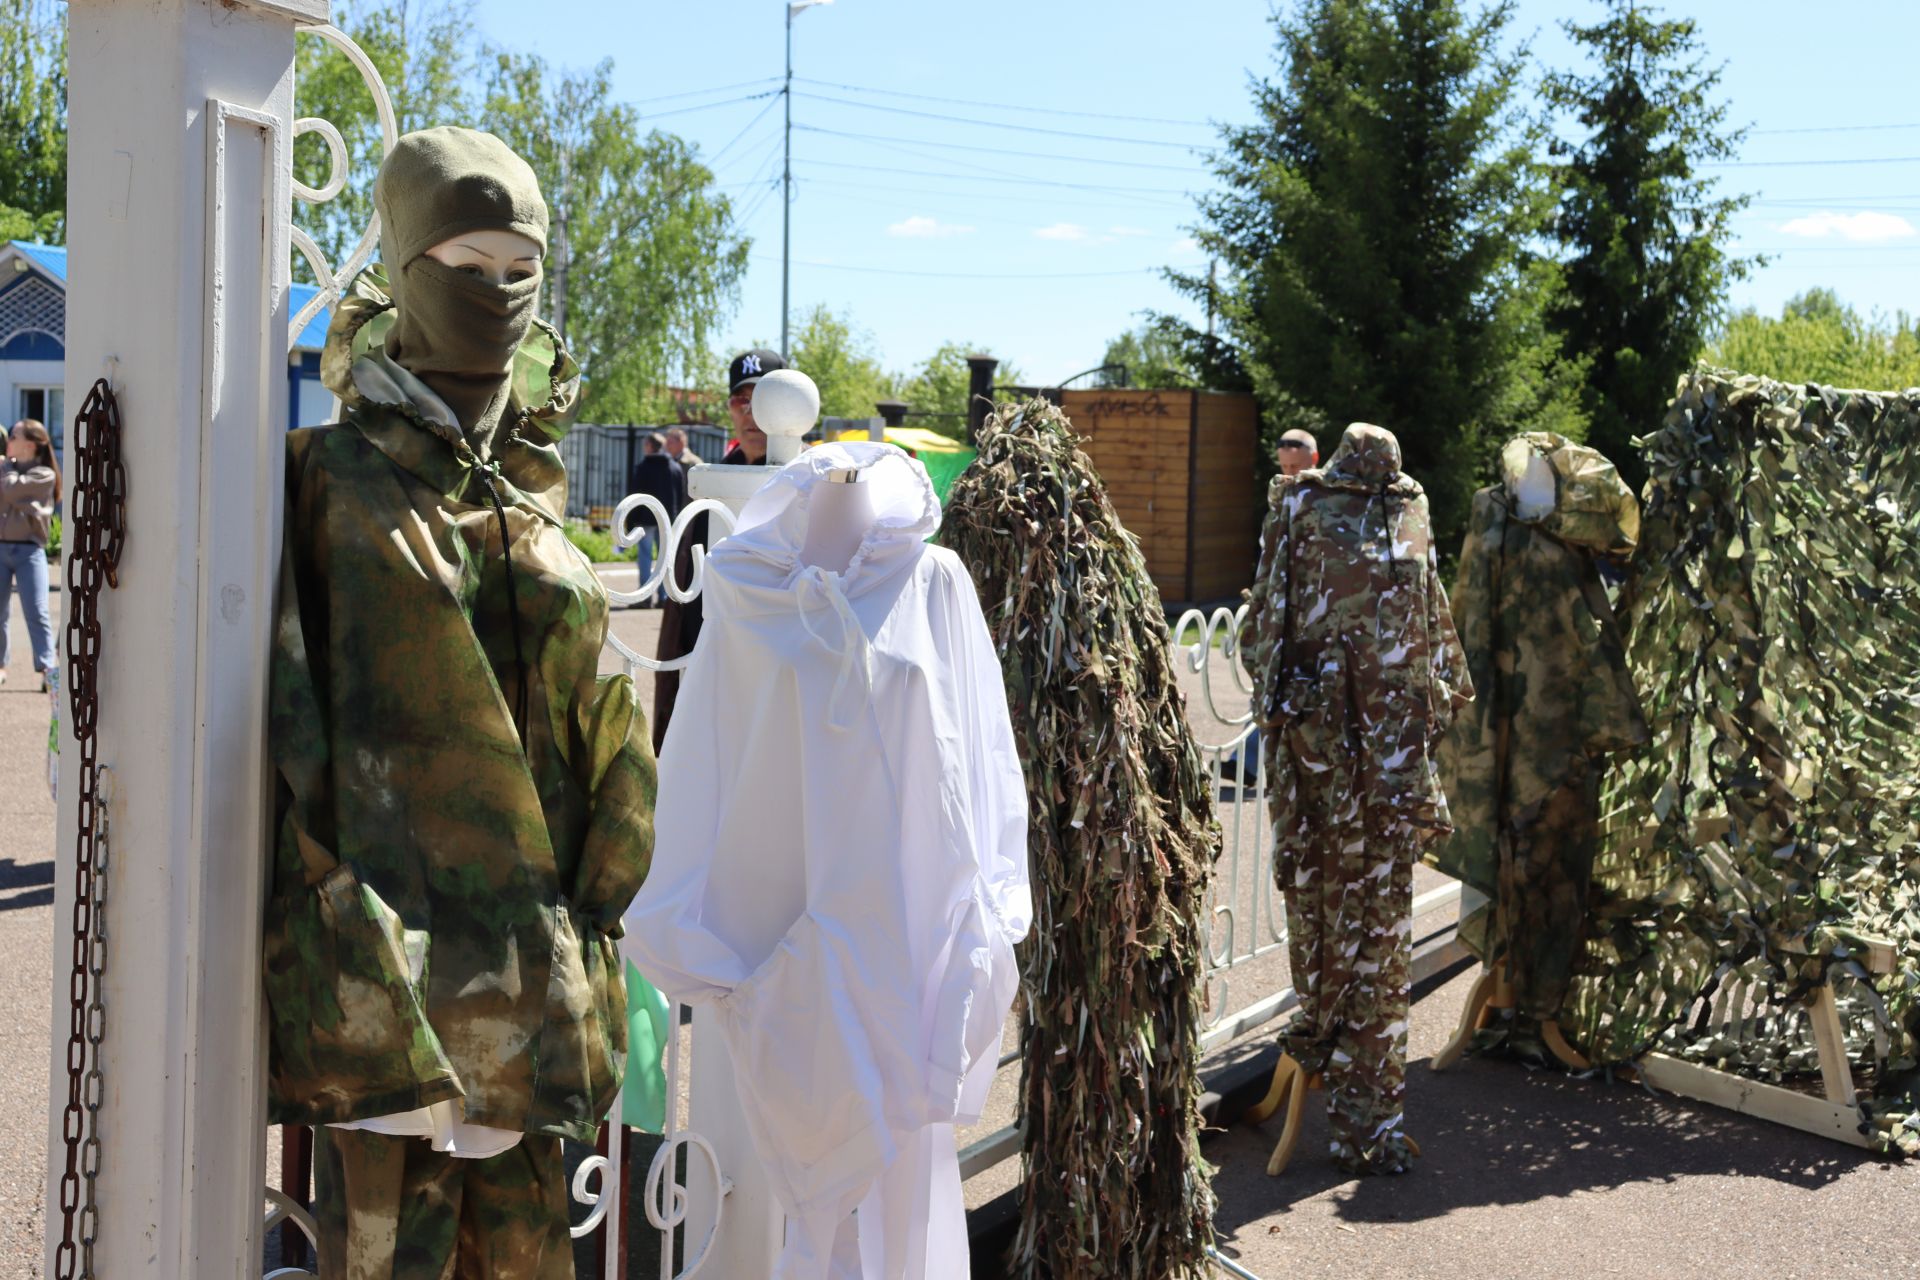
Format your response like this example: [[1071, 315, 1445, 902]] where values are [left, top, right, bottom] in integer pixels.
[[264, 266, 656, 1143], [1430, 434, 1647, 888], [1241, 424, 1472, 838]]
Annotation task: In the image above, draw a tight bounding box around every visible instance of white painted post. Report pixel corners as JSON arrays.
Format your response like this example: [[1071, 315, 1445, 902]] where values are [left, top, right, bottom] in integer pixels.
[[52, 2, 318, 1277]]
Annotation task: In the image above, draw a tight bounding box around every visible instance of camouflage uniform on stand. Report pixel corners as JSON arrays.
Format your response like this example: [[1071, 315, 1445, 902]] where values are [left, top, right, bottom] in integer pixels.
[[313, 1130, 574, 1280], [1241, 424, 1472, 1174], [1430, 434, 1647, 1030], [266, 266, 655, 1272]]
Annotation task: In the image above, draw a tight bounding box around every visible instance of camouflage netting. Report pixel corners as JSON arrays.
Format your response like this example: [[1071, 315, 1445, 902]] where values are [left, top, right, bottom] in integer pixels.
[[1564, 369, 1920, 1156], [942, 400, 1221, 1277]]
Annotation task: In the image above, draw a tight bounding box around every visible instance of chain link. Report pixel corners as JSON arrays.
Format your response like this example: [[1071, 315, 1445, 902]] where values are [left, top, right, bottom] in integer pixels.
[[55, 379, 125, 1280]]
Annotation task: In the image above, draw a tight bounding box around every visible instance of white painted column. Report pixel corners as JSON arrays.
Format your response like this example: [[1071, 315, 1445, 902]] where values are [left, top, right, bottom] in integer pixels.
[[52, 3, 319, 1277]]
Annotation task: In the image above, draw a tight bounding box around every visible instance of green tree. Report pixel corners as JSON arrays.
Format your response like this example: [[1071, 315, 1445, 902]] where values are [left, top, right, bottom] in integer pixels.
[[1708, 290, 1920, 391], [0, 1, 66, 242], [293, 0, 480, 278], [1098, 323, 1196, 389], [897, 341, 1023, 437], [1176, 0, 1584, 547], [1545, 0, 1755, 489], [483, 54, 749, 421], [789, 304, 900, 420]]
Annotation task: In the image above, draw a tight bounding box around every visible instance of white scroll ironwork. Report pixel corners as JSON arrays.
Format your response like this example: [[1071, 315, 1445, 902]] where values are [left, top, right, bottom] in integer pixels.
[[288, 23, 399, 345], [601, 496, 739, 672]]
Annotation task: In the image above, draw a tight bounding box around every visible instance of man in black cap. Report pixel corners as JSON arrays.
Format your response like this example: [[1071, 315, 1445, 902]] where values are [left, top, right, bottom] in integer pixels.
[[652, 348, 785, 746], [723, 347, 785, 464]]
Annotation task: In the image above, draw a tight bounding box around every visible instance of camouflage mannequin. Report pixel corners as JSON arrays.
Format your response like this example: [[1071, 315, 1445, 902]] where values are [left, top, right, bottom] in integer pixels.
[[1241, 424, 1471, 1174], [1430, 434, 1646, 1031], [264, 129, 655, 1278]]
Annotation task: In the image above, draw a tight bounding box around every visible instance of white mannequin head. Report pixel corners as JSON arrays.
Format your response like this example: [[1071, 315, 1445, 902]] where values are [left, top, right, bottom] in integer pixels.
[[1509, 451, 1557, 522], [423, 228, 543, 286]]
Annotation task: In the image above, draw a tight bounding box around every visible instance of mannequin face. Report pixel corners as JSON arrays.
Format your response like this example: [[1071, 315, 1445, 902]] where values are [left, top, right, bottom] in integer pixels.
[[423, 229, 543, 286]]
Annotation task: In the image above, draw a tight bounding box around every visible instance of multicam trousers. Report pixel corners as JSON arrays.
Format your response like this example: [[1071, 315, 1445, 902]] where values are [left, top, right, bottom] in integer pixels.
[[1277, 824, 1417, 1175], [312, 1129, 574, 1280]]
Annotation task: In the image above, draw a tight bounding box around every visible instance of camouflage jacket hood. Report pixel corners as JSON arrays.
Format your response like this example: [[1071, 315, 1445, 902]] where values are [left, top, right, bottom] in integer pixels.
[[1241, 424, 1472, 839], [320, 263, 583, 526], [1495, 432, 1640, 560], [264, 270, 654, 1144]]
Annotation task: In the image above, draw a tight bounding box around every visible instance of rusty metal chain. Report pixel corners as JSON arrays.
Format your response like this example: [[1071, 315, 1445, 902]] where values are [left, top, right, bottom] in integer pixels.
[[56, 379, 125, 1280]]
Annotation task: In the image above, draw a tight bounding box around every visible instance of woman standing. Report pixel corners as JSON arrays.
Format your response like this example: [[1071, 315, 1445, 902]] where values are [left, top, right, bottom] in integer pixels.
[[0, 418, 59, 692]]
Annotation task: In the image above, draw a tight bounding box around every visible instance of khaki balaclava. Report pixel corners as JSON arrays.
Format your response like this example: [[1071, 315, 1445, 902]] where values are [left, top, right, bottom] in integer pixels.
[[373, 127, 549, 439]]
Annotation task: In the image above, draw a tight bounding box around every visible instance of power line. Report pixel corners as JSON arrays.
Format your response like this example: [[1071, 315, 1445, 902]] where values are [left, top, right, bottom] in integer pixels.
[[707, 95, 786, 167], [794, 77, 1213, 129], [793, 90, 1210, 150], [755, 254, 1163, 281], [797, 156, 1198, 199], [1707, 154, 1920, 168], [634, 77, 783, 107], [1752, 121, 1920, 136], [804, 175, 1188, 212], [639, 90, 781, 122], [796, 123, 1208, 174]]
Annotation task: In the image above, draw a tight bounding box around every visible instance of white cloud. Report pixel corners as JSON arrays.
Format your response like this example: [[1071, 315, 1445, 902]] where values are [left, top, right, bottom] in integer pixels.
[[1170, 236, 1201, 257], [1034, 222, 1090, 241], [887, 215, 974, 238], [1777, 210, 1918, 243], [1108, 226, 1151, 238]]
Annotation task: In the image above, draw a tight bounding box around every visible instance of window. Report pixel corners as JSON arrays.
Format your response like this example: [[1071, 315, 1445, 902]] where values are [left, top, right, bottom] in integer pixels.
[[16, 386, 64, 452]]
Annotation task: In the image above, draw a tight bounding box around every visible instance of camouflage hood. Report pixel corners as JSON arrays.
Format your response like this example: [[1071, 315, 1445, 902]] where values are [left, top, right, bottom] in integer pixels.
[[1497, 432, 1640, 558], [1308, 422, 1421, 496], [319, 264, 583, 525]]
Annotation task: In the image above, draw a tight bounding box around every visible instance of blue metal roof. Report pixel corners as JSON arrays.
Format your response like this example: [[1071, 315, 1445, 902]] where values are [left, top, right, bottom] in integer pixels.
[[8, 239, 67, 282], [7, 239, 332, 352]]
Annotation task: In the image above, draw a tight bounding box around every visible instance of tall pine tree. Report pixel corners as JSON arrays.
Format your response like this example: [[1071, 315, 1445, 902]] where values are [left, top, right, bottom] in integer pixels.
[[1546, 0, 1753, 489], [1181, 0, 1583, 549]]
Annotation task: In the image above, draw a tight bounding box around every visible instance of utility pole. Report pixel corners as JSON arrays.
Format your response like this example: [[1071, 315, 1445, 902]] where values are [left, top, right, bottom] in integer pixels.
[[782, 1, 832, 357], [782, 2, 793, 357]]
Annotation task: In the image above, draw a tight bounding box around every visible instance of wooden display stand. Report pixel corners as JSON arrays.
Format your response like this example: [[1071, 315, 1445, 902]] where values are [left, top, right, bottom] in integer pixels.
[[1635, 935, 1897, 1151], [1242, 1056, 1422, 1176], [1430, 968, 1590, 1073]]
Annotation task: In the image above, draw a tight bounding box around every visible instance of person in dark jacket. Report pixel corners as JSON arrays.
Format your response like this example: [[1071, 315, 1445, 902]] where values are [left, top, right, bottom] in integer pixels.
[[650, 348, 781, 749], [626, 432, 684, 607]]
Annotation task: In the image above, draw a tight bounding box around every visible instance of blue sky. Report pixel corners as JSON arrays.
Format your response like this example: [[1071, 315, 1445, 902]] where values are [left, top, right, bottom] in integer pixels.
[[463, 0, 1920, 386]]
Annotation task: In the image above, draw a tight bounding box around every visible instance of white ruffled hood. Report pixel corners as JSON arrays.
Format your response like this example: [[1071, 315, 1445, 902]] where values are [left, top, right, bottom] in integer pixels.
[[713, 441, 941, 594]]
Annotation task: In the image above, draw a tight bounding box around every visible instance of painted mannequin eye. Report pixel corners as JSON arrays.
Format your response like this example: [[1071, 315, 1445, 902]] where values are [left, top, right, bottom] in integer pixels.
[[507, 268, 534, 284]]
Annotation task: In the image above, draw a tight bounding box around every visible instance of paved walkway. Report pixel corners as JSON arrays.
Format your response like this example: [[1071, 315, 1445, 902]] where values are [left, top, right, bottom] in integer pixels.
[[4, 573, 1917, 1278]]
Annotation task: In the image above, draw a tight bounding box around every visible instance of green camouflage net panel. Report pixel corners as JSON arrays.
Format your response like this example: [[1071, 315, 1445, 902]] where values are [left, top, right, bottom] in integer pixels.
[[1564, 369, 1920, 1156], [942, 399, 1222, 1278]]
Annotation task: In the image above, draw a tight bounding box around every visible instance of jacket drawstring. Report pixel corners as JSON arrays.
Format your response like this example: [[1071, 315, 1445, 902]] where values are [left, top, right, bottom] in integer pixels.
[[478, 459, 531, 741], [794, 565, 873, 731]]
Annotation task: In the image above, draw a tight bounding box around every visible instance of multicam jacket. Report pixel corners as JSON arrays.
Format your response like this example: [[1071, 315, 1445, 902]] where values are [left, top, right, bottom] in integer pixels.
[[1429, 434, 1647, 962], [1241, 424, 1472, 839], [264, 266, 656, 1144]]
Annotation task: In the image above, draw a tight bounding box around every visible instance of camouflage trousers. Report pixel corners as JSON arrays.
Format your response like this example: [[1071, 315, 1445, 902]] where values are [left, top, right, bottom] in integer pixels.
[[1277, 825, 1417, 1175], [1462, 766, 1601, 1021], [312, 1129, 574, 1280]]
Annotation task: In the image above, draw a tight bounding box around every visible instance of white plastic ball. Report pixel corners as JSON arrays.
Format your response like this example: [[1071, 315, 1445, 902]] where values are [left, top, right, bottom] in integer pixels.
[[751, 369, 821, 438]]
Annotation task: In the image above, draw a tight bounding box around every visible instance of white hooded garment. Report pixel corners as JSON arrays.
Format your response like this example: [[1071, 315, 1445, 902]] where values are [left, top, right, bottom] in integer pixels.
[[621, 442, 1031, 1280]]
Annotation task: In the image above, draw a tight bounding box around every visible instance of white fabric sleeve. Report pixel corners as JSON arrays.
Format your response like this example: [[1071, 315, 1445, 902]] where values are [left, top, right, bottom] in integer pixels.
[[620, 616, 752, 1003], [933, 560, 1032, 1121]]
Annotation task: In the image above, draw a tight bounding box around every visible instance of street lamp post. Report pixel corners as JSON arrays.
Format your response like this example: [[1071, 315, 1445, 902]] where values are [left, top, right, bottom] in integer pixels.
[[784, 0, 832, 358]]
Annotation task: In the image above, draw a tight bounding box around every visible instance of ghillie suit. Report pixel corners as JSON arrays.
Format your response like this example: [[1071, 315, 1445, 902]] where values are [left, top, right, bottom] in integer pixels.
[[942, 399, 1221, 1278]]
